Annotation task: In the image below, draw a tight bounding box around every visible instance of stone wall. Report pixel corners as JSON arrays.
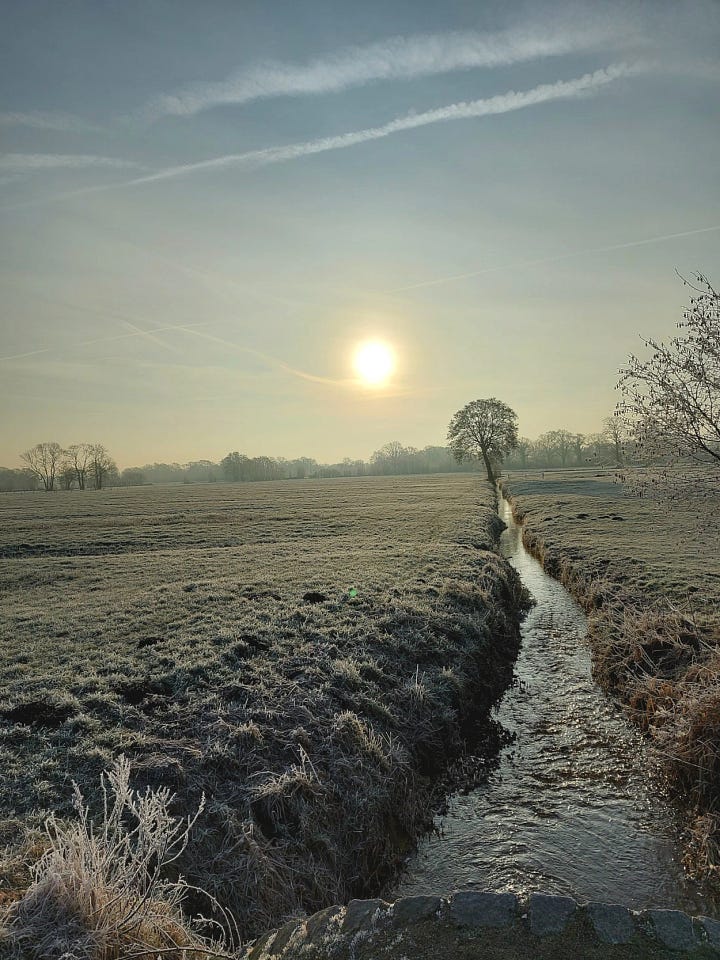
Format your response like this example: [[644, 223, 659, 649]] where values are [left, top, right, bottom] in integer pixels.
[[244, 890, 720, 959]]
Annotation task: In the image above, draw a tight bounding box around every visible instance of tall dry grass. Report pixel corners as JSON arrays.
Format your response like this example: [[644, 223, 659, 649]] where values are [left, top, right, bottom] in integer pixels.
[[2, 757, 238, 960]]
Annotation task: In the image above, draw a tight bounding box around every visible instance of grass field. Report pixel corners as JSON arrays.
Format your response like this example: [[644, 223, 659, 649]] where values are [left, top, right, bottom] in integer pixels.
[[501, 471, 720, 617], [0, 475, 524, 948], [501, 470, 720, 883]]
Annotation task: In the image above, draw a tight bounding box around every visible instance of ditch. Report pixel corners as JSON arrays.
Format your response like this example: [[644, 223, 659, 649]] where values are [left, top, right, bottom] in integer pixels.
[[392, 495, 715, 914]]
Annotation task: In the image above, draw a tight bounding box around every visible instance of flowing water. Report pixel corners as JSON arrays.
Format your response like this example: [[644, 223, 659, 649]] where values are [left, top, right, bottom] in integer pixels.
[[393, 495, 715, 913]]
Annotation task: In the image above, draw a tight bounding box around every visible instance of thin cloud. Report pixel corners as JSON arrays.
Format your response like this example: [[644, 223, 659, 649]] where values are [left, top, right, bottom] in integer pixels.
[[0, 153, 144, 174], [0, 111, 102, 133], [180, 326, 351, 387], [385, 224, 720, 292], [128, 63, 640, 187], [0, 322, 204, 363], [143, 23, 626, 121], [0, 63, 642, 210], [179, 328, 460, 399]]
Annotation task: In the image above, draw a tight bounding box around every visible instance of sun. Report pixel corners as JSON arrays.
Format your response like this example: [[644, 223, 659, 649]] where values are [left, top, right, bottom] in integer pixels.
[[353, 340, 395, 386]]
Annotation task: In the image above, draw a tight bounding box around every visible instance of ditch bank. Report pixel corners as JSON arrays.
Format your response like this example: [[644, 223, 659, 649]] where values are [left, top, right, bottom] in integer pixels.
[[499, 479, 720, 889], [243, 890, 720, 959]]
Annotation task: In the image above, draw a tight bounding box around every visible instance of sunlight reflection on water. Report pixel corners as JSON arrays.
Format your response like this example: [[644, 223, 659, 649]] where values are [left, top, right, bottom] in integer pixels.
[[392, 496, 715, 913]]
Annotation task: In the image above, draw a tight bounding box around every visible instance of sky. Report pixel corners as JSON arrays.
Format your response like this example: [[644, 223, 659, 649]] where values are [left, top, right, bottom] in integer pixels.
[[1, 0, 719, 468]]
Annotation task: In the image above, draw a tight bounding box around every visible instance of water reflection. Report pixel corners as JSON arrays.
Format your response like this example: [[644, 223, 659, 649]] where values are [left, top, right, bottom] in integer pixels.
[[392, 496, 714, 913]]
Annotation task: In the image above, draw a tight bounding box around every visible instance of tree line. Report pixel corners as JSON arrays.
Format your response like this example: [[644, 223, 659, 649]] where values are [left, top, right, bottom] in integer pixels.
[[1, 426, 627, 494], [4, 442, 119, 493], [504, 419, 628, 471], [3, 275, 715, 495]]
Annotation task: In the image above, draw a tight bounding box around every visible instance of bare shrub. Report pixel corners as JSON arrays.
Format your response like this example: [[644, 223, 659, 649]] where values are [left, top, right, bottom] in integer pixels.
[[617, 272, 720, 501], [2, 756, 237, 960]]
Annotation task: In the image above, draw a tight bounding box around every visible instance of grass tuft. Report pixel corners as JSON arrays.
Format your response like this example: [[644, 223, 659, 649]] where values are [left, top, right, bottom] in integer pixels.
[[1, 757, 237, 959]]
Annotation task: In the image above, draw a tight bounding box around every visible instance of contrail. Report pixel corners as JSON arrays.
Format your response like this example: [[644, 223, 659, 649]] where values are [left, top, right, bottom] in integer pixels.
[[0, 112, 103, 133], [142, 23, 624, 120], [124, 63, 640, 187], [0, 153, 143, 173], [0, 63, 642, 211], [179, 327, 427, 398], [179, 326, 353, 387], [0, 322, 205, 362], [386, 225, 720, 293]]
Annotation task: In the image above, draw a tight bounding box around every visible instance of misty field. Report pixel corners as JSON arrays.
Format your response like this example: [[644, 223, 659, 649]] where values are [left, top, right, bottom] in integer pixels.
[[502, 471, 720, 882], [0, 475, 524, 942]]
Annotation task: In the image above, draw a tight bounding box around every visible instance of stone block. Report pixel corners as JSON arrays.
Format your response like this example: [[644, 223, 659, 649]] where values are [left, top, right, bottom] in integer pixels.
[[699, 915, 720, 949], [341, 898, 390, 935], [246, 930, 276, 960], [586, 902, 636, 945], [643, 908, 698, 951], [268, 920, 303, 957], [450, 891, 517, 928], [528, 893, 577, 936], [305, 905, 344, 943], [391, 895, 443, 926]]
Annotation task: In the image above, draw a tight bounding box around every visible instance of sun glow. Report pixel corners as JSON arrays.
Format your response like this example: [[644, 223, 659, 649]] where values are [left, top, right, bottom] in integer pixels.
[[353, 340, 395, 386]]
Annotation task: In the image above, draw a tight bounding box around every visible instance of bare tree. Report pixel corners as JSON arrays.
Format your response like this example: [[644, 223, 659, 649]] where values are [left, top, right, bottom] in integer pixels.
[[0, 468, 37, 492], [505, 436, 535, 470], [89, 444, 116, 490], [64, 443, 93, 490], [221, 451, 245, 482], [120, 467, 146, 486], [602, 416, 627, 467], [618, 273, 719, 496], [536, 429, 576, 467], [571, 432, 585, 466], [58, 465, 76, 490], [370, 441, 409, 475], [447, 398, 518, 482], [20, 442, 63, 491]]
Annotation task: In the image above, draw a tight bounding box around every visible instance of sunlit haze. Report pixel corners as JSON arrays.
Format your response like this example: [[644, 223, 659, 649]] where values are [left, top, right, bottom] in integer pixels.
[[353, 341, 395, 386], [1, 0, 719, 468]]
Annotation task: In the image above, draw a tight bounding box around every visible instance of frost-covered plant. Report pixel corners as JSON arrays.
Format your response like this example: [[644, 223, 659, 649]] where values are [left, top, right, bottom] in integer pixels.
[[4, 756, 237, 959], [618, 272, 720, 500]]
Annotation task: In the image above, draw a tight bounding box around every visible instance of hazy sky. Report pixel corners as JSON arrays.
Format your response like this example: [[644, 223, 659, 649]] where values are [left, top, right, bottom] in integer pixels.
[[1, 0, 719, 468]]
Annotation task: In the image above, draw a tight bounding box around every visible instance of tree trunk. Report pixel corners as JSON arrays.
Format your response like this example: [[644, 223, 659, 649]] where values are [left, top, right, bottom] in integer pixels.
[[480, 447, 495, 482]]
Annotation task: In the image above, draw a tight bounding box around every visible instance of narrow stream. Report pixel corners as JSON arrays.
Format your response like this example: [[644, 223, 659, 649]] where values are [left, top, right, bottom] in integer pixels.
[[393, 495, 714, 913]]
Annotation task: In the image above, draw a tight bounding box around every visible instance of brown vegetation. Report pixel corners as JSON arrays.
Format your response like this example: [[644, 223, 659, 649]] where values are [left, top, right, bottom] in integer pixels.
[[2, 757, 234, 959], [0, 476, 525, 948], [501, 472, 720, 885]]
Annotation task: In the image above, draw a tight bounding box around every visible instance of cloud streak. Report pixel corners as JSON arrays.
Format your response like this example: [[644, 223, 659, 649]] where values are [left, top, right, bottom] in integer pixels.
[[0, 153, 144, 174], [179, 326, 353, 387], [0, 322, 204, 363], [180, 327, 419, 396], [143, 23, 626, 120], [0, 63, 642, 210], [127, 63, 639, 187], [385, 224, 720, 292], [0, 111, 102, 133]]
